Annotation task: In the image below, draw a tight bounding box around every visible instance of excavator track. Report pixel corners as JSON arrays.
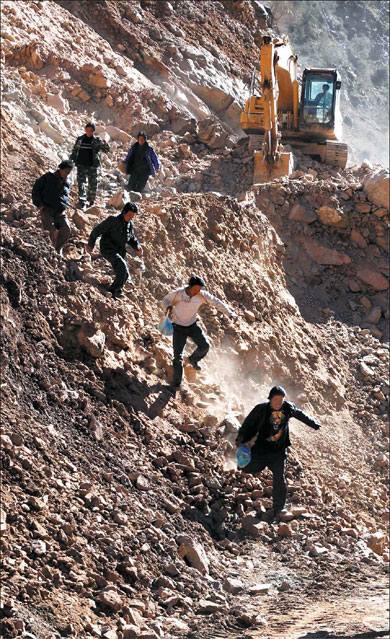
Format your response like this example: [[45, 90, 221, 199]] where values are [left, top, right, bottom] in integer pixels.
[[325, 140, 348, 168]]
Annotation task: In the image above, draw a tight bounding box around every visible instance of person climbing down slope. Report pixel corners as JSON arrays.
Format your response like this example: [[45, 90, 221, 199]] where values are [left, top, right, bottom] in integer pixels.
[[86, 202, 143, 300], [125, 131, 160, 193], [236, 385, 321, 520], [70, 121, 110, 209], [162, 275, 237, 392], [32, 159, 74, 257]]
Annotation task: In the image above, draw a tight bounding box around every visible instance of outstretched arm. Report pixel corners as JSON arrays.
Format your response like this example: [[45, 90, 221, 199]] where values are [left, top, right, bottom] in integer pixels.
[[201, 290, 237, 318], [290, 404, 321, 430]]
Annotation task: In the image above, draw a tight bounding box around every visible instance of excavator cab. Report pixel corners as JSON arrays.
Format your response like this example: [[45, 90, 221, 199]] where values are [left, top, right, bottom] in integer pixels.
[[300, 69, 341, 132]]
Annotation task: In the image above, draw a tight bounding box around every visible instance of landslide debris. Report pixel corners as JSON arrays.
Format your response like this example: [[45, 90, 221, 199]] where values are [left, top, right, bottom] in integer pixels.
[[1, 2, 389, 639]]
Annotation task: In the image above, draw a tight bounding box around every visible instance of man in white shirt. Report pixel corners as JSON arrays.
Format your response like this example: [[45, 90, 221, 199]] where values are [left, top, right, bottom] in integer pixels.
[[162, 275, 237, 391]]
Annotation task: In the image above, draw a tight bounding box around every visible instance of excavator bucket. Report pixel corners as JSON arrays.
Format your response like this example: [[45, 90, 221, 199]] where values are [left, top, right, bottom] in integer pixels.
[[253, 150, 293, 184]]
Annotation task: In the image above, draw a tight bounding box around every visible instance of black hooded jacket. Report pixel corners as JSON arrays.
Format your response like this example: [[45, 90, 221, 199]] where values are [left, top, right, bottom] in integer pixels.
[[88, 212, 140, 257], [32, 171, 70, 212], [237, 400, 320, 454]]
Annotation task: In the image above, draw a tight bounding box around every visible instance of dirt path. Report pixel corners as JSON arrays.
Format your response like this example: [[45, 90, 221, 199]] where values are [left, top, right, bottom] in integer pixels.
[[255, 576, 389, 639]]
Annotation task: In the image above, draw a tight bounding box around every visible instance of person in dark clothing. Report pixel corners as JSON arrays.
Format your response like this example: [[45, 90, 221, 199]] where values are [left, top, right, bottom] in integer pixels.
[[125, 131, 159, 193], [70, 122, 110, 209], [86, 202, 143, 299], [236, 386, 321, 518], [32, 160, 74, 256]]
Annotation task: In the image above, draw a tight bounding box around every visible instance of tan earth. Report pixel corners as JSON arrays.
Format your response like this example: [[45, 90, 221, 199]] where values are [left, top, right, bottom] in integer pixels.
[[1, 2, 389, 639]]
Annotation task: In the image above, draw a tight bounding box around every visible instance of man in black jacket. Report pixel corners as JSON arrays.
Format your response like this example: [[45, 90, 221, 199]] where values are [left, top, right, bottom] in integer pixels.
[[32, 160, 74, 255], [236, 386, 321, 518], [86, 202, 143, 299]]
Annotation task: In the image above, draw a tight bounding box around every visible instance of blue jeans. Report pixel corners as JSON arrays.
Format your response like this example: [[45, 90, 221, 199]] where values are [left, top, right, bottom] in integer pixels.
[[172, 321, 210, 386], [242, 449, 287, 511]]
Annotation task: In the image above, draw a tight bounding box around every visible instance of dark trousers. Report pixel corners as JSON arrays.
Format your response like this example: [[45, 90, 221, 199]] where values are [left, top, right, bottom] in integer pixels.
[[102, 252, 130, 292], [243, 449, 287, 512], [172, 322, 210, 386], [128, 170, 150, 193], [40, 207, 71, 251]]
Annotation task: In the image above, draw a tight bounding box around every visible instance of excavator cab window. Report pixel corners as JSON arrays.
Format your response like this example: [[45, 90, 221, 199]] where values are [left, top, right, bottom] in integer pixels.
[[302, 73, 335, 124]]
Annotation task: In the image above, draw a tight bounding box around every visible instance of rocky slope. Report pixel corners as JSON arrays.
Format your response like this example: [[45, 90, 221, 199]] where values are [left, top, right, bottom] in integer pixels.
[[1, 2, 389, 639]]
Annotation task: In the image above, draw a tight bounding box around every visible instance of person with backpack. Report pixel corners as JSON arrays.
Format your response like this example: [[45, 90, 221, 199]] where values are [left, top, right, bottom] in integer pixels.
[[235, 386, 322, 520], [125, 131, 160, 193], [86, 202, 143, 300], [162, 276, 237, 391], [70, 121, 110, 209], [32, 159, 74, 256]]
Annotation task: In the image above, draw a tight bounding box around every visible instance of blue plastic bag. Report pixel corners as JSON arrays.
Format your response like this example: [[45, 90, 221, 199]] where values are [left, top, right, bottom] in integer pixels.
[[157, 315, 173, 336], [236, 445, 251, 469]]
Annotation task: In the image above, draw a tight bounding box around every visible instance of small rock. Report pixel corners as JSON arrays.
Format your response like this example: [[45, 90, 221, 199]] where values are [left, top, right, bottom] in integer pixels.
[[223, 577, 244, 594], [248, 583, 272, 595], [31, 540, 47, 556], [276, 523, 292, 537], [356, 268, 388, 291], [96, 589, 124, 611], [178, 537, 209, 574], [367, 531, 386, 555], [197, 599, 223, 614]]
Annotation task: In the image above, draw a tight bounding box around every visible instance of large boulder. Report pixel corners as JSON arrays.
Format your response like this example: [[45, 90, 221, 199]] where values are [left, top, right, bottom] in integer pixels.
[[363, 168, 390, 209]]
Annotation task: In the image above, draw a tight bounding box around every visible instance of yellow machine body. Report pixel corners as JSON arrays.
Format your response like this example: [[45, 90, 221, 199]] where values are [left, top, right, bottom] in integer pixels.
[[240, 35, 348, 183]]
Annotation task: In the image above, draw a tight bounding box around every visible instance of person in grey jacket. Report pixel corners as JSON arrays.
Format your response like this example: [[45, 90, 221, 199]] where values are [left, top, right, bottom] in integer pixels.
[[86, 202, 143, 299], [70, 122, 110, 209], [236, 386, 321, 519]]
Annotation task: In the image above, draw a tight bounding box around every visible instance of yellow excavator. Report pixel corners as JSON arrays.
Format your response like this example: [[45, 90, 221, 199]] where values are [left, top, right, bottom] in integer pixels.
[[240, 35, 348, 183]]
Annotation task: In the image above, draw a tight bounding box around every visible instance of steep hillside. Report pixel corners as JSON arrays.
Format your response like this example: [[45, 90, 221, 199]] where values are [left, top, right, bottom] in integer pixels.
[[1, 2, 389, 639]]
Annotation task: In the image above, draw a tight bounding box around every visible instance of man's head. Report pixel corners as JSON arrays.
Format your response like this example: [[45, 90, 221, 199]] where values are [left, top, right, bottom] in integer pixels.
[[85, 122, 96, 137], [268, 385, 286, 410], [122, 201, 138, 221], [58, 159, 74, 179], [137, 130, 147, 145], [322, 84, 330, 93], [188, 275, 205, 297]]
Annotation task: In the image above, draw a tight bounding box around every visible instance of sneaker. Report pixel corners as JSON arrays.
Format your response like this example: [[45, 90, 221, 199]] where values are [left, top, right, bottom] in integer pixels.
[[274, 507, 292, 521], [87, 200, 95, 207], [77, 201, 86, 210], [188, 357, 201, 371], [169, 384, 181, 395], [112, 288, 124, 299]]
